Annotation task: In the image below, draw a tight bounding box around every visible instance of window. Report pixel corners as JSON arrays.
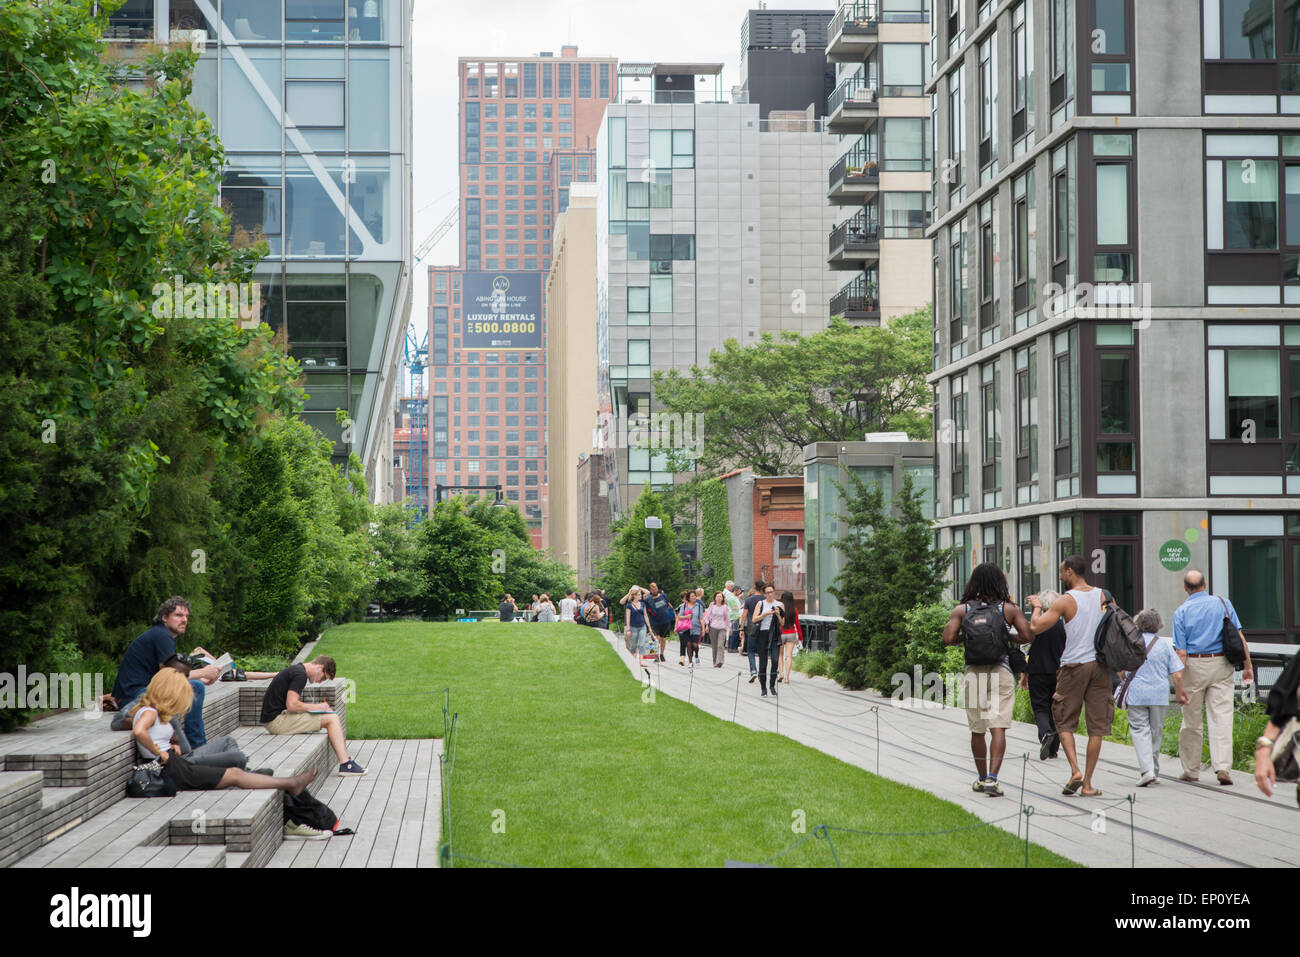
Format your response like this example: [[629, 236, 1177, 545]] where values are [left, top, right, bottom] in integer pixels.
[[1095, 324, 1139, 494], [951, 373, 970, 515], [951, 528, 971, 598], [978, 36, 998, 177], [1056, 515, 1082, 568], [1220, 0, 1276, 59], [978, 197, 999, 344], [982, 361, 1003, 509], [628, 286, 649, 324], [600, 63, 611, 99], [982, 525, 1005, 571], [949, 217, 968, 361], [1094, 133, 1135, 281], [1049, 0, 1076, 121], [1018, 520, 1041, 599], [947, 0, 965, 55], [1209, 515, 1300, 644], [947, 65, 965, 195], [1015, 344, 1039, 503], [1096, 513, 1140, 615], [558, 63, 572, 97], [1013, 1, 1036, 145], [1050, 140, 1074, 285], [523, 62, 537, 98], [1053, 327, 1080, 498], [1089, 0, 1132, 114], [579, 63, 592, 97], [881, 44, 927, 95], [1013, 168, 1037, 327], [883, 193, 926, 238], [883, 118, 932, 171]]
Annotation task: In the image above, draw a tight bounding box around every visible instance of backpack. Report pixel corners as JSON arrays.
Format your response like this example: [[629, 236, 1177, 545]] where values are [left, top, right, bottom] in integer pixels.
[[962, 601, 1010, 666], [283, 789, 354, 835], [1093, 589, 1148, 672]]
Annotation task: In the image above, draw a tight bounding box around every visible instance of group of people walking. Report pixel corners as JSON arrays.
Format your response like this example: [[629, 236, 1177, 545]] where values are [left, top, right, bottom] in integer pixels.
[[945, 557, 1299, 806], [617, 578, 802, 695]]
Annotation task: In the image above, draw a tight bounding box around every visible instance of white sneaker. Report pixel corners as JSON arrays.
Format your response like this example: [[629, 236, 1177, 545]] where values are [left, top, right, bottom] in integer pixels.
[[1136, 771, 1156, 787], [283, 822, 331, 840]]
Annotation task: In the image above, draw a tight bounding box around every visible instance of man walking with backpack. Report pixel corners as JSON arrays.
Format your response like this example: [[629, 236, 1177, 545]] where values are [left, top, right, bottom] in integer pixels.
[[643, 582, 676, 663], [942, 563, 1033, 796], [1028, 555, 1112, 797], [1172, 569, 1253, 785]]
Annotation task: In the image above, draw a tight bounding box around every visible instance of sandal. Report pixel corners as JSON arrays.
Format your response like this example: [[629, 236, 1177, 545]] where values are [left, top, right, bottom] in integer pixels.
[[1081, 788, 1103, 797], [1062, 776, 1084, 796]]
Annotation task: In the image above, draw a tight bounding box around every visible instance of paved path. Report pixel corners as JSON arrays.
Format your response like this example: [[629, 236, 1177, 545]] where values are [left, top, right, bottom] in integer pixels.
[[604, 632, 1300, 868]]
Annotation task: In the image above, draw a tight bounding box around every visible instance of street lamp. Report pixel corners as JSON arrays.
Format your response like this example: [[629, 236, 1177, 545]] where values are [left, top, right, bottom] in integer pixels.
[[645, 516, 662, 552]]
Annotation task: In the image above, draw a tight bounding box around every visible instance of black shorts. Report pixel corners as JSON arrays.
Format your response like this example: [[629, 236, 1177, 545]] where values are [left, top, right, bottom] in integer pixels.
[[651, 619, 674, 639], [162, 755, 225, 791]]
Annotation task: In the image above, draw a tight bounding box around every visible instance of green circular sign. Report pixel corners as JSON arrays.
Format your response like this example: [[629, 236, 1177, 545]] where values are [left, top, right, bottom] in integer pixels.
[[1158, 540, 1192, 572]]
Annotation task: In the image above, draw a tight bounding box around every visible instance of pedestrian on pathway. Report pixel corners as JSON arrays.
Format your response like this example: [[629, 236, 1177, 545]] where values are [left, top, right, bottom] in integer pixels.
[[777, 590, 802, 684], [724, 581, 743, 652], [676, 589, 694, 666], [644, 582, 676, 663], [1028, 555, 1112, 798], [740, 580, 766, 683], [1172, 569, 1254, 785], [1122, 609, 1188, 787], [559, 591, 578, 624], [704, 591, 730, 667], [620, 586, 650, 660], [1021, 589, 1067, 760], [1254, 650, 1300, 804], [942, 563, 1033, 797], [753, 584, 784, 697], [690, 587, 707, 665]]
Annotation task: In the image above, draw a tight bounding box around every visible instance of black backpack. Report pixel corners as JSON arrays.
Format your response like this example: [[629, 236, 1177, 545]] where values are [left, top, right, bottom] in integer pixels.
[[283, 789, 353, 835], [962, 601, 1010, 666], [1093, 589, 1148, 672]]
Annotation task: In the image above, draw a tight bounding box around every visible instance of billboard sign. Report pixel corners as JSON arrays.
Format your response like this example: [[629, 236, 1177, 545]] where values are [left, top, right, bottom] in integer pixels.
[[462, 272, 542, 350]]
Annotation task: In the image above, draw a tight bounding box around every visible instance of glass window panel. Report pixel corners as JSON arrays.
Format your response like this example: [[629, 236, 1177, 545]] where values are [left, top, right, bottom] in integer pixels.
[[285, 158, 346, 257], [628, 287, 649, 312], [1225, 159, 1279, 249], [220, 49, 281, 150], [1288, 167, 1300, 246], [1099, 353, 1131, 433], [1097, 442, 1135, 471], [1222, 0, 1275, 59], [650, 275, 672, 312], [286, 0, 346, 41], [882, 44, 925, 89], [1091, 62, 1130, 93], [347, 155, 393, 252], [1228, 348, 1281, 437], [286, 81, 344, 127], [223, 0, 281, 41], [1290, 355, 1300, 430], [1093, 133, 1132, 156], [1096, 164, 1128, 245], [1229, 538, 1284, 629], [650, 130, 671, 170], [349, 50, 391, 151], [1095, 0, 1127, 54]]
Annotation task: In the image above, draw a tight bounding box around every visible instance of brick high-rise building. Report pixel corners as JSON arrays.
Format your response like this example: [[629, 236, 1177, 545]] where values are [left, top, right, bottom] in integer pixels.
[[424, 46, 616, 545]]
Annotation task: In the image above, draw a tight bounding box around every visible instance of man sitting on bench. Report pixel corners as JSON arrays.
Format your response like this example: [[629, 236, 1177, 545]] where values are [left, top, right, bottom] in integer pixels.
[[261, 656, 366, 776]]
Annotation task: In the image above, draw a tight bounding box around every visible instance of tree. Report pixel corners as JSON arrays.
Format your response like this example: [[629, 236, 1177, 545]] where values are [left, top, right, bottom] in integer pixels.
[[463, 499, 575, 602], [829, 473, 954, 692], [371, 504, 425, 617], [417, 497, 502, 617], [652, 308, 933, 476], [595, 490, 686, 621]]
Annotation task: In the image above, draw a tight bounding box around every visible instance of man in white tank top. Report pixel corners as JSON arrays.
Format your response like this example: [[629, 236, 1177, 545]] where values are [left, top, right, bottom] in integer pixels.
[[1028, 555, 1115, 797]]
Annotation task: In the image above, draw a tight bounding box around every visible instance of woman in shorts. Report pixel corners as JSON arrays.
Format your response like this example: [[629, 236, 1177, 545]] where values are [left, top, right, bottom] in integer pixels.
[[620, 586, 650, 657], [130, 670, 316, 795]]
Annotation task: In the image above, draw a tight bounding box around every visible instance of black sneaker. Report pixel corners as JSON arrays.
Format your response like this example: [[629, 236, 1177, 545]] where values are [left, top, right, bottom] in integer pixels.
[[1039, 735, 1053, 761], [338, 759, 367, 776], [769, 685, 777, 697], [748, 672, 757, 684]]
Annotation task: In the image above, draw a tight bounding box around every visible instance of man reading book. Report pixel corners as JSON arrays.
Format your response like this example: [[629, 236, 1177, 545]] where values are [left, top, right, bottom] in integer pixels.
[[260, 656, 366, 776]]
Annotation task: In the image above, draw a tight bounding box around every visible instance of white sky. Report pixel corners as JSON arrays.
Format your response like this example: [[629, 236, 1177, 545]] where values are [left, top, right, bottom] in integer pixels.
[[407, 0, 837, 341]]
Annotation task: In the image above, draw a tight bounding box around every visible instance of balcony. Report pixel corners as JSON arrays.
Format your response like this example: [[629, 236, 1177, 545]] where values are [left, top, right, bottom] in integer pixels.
[[829, 272, 881, 323], [827, 2, 880, 63], [828, 140, 879, 205], [828, 210, 880, 269], [826, 75, 879, 133]]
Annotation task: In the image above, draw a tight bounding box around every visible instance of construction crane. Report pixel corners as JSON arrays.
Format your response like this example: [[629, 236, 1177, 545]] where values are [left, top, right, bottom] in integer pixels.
[[414, 205, 459, 265], [401, 325, 429, 522]]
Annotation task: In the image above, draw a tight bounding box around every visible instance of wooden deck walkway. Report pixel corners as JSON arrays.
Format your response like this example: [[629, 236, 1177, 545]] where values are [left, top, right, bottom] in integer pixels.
[[262, 738, 443, 869], [605, 631, 1300, 868]]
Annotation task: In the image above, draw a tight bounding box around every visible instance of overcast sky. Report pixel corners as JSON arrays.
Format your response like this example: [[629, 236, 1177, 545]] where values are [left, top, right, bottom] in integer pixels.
[[407, 0, 837, 339]]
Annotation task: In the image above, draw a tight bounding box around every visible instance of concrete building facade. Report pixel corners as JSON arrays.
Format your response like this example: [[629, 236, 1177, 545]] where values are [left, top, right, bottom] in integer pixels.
[[928, 0, 1300, 651], [740, 8, 837, 118]]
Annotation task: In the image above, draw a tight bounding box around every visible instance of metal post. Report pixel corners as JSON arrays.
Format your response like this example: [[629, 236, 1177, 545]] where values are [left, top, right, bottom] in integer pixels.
[[732, 672, 740, 722]]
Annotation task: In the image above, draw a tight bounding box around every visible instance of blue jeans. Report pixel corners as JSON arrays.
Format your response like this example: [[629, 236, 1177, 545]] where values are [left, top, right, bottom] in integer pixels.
[[184, 679, 207, 749]]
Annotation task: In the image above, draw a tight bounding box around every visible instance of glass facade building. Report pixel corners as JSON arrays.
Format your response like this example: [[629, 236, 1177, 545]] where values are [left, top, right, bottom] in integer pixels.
[[112, 0, 414, 501]]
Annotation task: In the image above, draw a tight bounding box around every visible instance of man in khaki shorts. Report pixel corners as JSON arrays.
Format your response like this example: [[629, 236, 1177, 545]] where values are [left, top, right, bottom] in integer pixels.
[[1029, 555, 1112, 797], [942, 563, 1033, 798], [261, 656, 366, 775]]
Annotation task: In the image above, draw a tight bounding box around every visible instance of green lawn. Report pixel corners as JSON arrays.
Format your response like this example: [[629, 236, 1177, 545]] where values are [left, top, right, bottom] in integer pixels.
[[315, 621, 1078, 868]]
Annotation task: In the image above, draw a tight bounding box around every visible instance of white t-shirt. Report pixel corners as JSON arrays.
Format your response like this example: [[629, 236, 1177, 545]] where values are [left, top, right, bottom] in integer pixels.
[[134, 706, 173, 760], [1061, 586, 1104, 665], [559, 597, 577, 621], [758, 600, 784, 632]]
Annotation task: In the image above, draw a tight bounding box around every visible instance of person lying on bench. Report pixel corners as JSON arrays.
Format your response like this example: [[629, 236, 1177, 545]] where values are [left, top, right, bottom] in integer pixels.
[[261, 656, 366, 776], [131, 670, 316, 795]]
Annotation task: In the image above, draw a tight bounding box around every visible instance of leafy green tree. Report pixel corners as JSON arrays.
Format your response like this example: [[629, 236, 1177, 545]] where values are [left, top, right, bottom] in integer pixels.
[[596, 490, 686, 622], [830, 473, 954, 692], [463, 499, 575, 602], [418, 497, 502, 617], [371, 504, 425, 617], [652, 308, 933, 476]]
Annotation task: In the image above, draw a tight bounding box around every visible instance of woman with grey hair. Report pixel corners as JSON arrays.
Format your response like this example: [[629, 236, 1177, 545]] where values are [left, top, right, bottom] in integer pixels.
[[1023, 590, 1068, 760], [1120, 609, 1189, 787]]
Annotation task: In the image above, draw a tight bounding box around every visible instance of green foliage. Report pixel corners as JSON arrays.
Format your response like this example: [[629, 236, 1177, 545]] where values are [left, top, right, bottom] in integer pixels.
[[418, 497, 502, 617], [463, 498, 575, 601], [652, 308, 934, 476], [900, 601, 961, 679], [829, 473, 956, 692], [596, 490, 685, 622], [793, 649, 833, 678], [371, 504, 425, 615], [697, 479, 733, 598]]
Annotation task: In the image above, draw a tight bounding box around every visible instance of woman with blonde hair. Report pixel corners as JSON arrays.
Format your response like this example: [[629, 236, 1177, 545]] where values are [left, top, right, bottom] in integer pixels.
[[130, 670, 316, 795]]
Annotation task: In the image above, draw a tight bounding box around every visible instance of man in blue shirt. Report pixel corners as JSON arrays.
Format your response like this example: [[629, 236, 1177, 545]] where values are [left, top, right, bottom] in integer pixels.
[[1172, 569, 1254, 785], [108, 597, 220, 748], [643, 583, 676, 663]]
